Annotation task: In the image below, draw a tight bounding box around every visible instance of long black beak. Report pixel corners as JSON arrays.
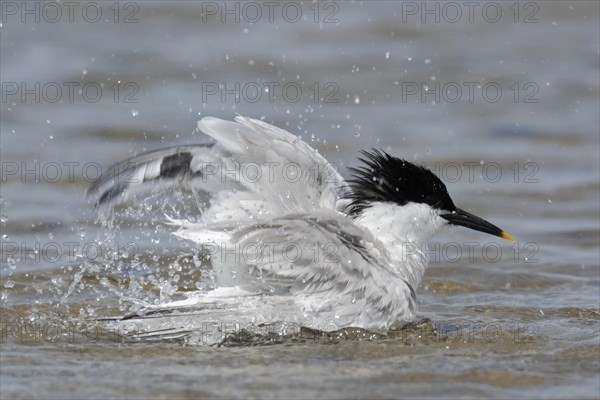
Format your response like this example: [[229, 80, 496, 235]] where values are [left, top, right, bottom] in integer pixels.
[[441, 208, 515, 241]]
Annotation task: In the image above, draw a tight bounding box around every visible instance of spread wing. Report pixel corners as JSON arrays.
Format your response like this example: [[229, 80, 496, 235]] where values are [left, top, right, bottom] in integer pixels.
[[88, 116, 350, 217], [87, 143, 220, 205], [176, 209, 416, 324], [103, 210, 416, 339]]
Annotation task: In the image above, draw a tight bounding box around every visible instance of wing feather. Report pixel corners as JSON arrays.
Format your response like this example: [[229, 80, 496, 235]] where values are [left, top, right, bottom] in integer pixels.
[[173, 210, 415, 327], [89, 117, 347, 211], [87, 143, 219, 206]]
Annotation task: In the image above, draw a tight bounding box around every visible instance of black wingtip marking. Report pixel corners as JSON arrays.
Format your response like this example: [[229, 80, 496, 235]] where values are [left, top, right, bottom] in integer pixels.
[[160, 152, 193, 178], [90, 143, 216, 207], [96, 181, 129, 207], [94, 151, 195, 206], [402, 279, 417, 315]]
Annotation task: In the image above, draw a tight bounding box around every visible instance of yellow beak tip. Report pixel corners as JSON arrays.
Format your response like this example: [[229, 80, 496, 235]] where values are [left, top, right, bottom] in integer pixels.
[[500, 231, 516, 242]]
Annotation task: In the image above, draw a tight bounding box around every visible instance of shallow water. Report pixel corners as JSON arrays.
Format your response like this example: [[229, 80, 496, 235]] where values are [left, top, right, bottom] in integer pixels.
[[1, 1, 599, 399]]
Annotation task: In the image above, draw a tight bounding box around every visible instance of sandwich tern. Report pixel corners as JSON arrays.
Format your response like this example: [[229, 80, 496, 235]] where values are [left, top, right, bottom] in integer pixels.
[[89, 116, 513, 340]]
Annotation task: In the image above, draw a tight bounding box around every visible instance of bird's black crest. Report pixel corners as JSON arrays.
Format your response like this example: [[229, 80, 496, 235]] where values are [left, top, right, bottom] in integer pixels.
[[344, 149, 456, 217]]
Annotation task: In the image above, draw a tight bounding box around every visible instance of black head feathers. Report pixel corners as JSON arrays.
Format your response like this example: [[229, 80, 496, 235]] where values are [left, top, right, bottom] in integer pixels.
[[344, 149, 457, 217]]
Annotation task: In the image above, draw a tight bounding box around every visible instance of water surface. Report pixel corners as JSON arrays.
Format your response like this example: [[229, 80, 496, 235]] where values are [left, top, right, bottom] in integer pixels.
[[1, 1, 599, 399]]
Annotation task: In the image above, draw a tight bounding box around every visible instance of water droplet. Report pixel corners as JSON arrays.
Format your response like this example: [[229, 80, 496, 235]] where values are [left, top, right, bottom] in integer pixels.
[[131, 109, 139, 117], [354, 96, 360, 104], [425, 58, 431, 64], [385, 51, 390, 59], [4, 280, 15, 288]]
